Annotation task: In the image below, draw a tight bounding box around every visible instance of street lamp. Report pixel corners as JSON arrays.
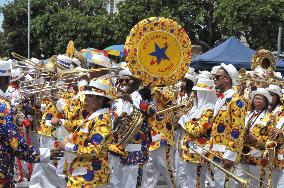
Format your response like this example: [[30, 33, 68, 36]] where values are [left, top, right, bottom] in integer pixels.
[[28, 0, 30, 59]]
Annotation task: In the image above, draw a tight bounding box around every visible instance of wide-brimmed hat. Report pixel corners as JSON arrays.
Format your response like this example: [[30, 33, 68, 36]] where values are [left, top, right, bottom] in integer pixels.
[[250, 88, 272, 103], [57, 54, 74, 69], [211, 65, 221, 75], [82, 78, 116, 99], [267, 84, 282, 98], [90, 54, 111, 68], [0, 60, 12, 76], [220, 63, 238, 86], [184, 68, 197, 83], [11, 68, 25, 82], [192, 71, 215, 91]]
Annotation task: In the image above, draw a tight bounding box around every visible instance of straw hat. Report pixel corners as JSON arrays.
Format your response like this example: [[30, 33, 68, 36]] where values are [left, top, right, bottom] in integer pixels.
[[82, 78, 116, 99]]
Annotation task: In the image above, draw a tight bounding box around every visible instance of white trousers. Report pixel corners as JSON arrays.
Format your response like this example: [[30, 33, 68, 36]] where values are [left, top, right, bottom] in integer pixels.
[[210, 162, 239, 188], [29, 135, 66, 188], [184, 162, 207, 188], [109, 154, 146, 188], [176, 157, 188, 188], [174, 129, 182, 176], [234, 163, 270, 188], [108, 154, 122, 188], [272, 168, 284, 188], [141, 145, 175, 188]]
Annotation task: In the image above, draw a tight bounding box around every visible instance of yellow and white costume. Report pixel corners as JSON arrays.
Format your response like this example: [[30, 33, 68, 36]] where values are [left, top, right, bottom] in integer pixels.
[[180, 72, 216, 188], [236, 88, 274, 188], [266, 85, 284, 187], [141, 87, 176, 188], [64, 79, 115, 188], [208, 64, 246, 187]]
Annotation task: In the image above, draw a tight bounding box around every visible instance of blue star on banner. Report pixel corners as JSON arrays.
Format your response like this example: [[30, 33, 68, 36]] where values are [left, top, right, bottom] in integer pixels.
[[149, 43, 170, 65]]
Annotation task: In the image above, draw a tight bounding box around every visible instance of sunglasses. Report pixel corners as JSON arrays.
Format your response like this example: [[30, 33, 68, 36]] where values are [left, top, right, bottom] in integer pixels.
[[214, 74, 227, 81], [119, 78, 130, 84]]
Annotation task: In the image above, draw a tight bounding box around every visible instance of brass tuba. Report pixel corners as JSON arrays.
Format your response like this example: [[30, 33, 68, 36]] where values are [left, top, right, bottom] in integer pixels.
[[108, 108, 144, 156], [251, 49, 276, 73]]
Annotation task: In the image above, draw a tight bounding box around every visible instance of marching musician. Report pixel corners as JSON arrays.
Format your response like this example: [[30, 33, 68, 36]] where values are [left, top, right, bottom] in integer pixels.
[[29, 87, 67, 188], [180, 71, 216, 188], [267, 85, 283, 113], [109, 68, 154, 187], [6, 68, 25, 107], [267, 85, 284, 187], [56, 79, 115, 187], [237, 88, 274, 187], [0, 60, 63, 187], [141, 85, 176, 188], [175, 68, 197, 187], [208, 63, 246, 187]]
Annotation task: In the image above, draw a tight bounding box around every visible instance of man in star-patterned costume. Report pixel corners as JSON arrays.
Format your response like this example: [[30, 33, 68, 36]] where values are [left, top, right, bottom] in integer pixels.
[[208, 64, 246, 187], [109, 68, 155, 188], [0, 60, 63, 187]]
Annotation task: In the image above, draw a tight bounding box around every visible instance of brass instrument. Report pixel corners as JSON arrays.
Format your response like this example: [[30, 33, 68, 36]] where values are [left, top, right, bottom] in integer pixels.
[[265, 141, 277, 188], [12, 52, 67, 72], [58, 68, 110, 77], [251, 49, 276, 72], [108, 108, 144, 156], [20, 80, 77, 94], [191, 143, 268, 187], [188, 143, 253, 187], [21, 76, 79, 89]]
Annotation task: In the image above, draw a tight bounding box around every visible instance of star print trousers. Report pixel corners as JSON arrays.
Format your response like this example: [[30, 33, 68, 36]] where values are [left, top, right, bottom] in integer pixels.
[[141, 145, 175, 188]]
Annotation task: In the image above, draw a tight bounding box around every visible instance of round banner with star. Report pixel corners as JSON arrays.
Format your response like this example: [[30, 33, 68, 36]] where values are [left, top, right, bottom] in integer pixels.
[[125, 17, 192, 86]]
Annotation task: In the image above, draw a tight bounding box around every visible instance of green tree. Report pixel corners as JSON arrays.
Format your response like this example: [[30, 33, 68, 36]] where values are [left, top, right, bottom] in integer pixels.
[[0, 0, 112, 58], [215, 0, 284, 50], [111, 0, 222, 51]]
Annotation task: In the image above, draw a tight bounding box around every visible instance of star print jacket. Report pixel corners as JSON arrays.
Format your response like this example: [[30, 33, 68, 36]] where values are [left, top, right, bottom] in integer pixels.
[[208, 90, 246, 162], [148, 87, 175, 151], [182, 109, 214, 163], [64, 108, 112, 187], [0, 97, 44, 183], [38, 101, 65, 137], [268, 105, 284, 169], [241, 110, 275, 167]]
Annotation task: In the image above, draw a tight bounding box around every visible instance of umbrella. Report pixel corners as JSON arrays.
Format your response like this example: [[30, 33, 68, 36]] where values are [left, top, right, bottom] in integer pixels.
[[104, 45, 125, 57]]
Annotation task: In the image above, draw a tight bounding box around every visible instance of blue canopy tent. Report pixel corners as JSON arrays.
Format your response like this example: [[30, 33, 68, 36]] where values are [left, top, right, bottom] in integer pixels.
[[191, 37, 284, 71]]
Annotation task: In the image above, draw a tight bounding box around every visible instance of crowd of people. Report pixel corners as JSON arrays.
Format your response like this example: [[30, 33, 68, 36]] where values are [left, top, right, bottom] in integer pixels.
[[0, 49, 284, 188]]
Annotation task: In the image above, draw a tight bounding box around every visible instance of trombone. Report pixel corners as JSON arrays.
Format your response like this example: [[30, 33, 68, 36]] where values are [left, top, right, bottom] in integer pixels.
[[188, 142, 269, 187]]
